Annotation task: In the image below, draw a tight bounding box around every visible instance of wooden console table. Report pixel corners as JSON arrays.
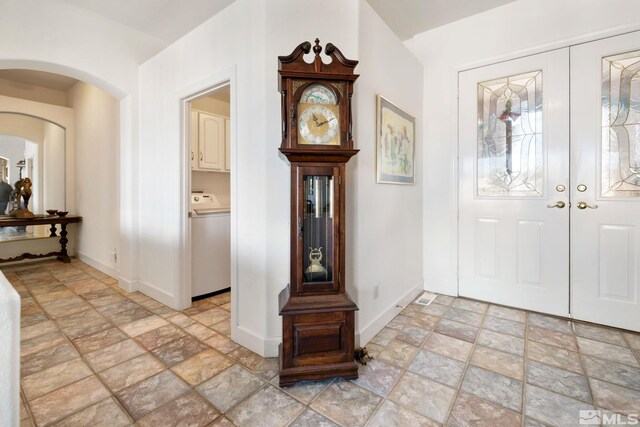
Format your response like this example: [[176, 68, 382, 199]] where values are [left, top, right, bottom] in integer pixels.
[[0, 215, 82, 263]]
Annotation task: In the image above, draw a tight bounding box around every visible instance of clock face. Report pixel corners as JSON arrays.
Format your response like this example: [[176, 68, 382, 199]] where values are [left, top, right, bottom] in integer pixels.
[[298, 103, 340, 145]]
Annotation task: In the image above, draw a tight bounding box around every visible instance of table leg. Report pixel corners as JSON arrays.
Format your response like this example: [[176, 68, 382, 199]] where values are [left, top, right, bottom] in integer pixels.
[[57, 223, 70, 263], [49, 224, 57, 237]]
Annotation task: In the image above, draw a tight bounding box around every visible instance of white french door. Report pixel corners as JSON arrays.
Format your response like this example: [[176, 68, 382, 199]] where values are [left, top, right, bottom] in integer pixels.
[[571, 31, 640, 332], [459, 49, 570, 317], [459, 32, 640, 332]]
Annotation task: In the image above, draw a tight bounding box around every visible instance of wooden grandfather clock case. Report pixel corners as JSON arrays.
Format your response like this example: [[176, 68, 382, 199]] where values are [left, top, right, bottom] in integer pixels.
[[277, 39, 359, 387]]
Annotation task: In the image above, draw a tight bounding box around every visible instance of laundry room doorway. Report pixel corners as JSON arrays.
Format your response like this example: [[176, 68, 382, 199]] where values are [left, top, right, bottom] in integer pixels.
[[180, 74, 236, 340]]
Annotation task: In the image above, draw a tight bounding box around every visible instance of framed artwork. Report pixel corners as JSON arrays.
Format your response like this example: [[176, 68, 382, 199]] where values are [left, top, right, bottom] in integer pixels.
[[376, 95, 415, 184]]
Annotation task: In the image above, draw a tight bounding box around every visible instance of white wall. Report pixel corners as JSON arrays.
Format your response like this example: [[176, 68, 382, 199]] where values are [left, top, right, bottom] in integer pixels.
[[139, 0, 269, 353], [408, 0, 640, 296], [351, 0, 424, 345], [68, 82, 120, 277], [139, 0, 362, 355], [139, 0, 423, 355], [0, 272, 20, 427]]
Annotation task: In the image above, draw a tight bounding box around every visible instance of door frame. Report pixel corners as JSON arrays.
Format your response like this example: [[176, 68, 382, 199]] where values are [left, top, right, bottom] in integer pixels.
[[177, 66, 237, 338], [454, 24, 640, 304]]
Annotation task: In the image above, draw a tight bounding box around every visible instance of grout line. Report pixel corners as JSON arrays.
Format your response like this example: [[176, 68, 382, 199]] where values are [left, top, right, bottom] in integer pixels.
[[11, 264, 640, 425]]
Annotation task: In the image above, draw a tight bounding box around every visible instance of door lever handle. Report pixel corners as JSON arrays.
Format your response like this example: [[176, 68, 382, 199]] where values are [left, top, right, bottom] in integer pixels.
[[576, 201, 598, 210], [547, 201, 566, 209]]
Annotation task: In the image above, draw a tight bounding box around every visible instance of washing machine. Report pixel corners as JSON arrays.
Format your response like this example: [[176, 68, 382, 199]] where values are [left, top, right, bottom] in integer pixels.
[[191, 193, 230, 298]]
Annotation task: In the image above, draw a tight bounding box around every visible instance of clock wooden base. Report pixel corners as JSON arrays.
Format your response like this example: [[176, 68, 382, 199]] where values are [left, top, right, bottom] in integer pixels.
[[278, 284, 359, 387]]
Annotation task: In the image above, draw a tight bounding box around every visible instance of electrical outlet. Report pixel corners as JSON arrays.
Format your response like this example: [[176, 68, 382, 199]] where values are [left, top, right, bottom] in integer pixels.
[[373, 284, 379, 299], [110, 249, 118, 264]]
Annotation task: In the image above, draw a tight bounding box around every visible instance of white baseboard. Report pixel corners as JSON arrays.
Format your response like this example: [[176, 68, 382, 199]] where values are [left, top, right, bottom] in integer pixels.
[[76, 251, 119, 279], [356, 282, 424, 347], [118, 276, 138, 293], [234, 325, 269, 357], [264, 336, 281, 358], [136, 280, 175, 309]]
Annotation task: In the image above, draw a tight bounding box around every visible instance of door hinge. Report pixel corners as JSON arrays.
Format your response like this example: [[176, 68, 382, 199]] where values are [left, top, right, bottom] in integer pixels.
[[338, 176, 342, 185]]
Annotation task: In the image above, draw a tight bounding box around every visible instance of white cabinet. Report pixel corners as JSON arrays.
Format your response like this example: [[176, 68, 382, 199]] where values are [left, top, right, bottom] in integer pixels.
[[191, 110, 230, 172], [190, 111, 198, 169]]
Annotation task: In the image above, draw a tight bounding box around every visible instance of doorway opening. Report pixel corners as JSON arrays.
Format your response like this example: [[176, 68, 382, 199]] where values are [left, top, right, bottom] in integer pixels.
[[183, 80, 234, 336]]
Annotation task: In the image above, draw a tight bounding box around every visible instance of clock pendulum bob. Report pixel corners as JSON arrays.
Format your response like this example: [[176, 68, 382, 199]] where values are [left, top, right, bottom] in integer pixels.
[[277, 39, 360, 387]]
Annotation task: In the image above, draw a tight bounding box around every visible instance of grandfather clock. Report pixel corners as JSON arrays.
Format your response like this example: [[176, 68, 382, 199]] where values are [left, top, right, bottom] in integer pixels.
[[277, 39, 359, 387]]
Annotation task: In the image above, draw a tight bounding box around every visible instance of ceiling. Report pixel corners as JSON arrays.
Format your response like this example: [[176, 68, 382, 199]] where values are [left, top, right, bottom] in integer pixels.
[[366, 0, 517, 40], [0, 70, 78, 92], [58, 0, 236, 44], [56, 0, 515, 48]]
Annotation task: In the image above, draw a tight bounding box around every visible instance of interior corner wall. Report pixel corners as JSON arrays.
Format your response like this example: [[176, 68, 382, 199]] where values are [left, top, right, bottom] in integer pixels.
[[68, 82, 120, 277], [409, 0, 640, 297], [262, 0, 360, 352], [350, 0, 424, 345], [138, 0, 269, 353], [138, 0, 362, 355]]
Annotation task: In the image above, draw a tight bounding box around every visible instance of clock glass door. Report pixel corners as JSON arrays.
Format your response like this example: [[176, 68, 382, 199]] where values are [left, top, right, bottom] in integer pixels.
[[296, 165, 339, 293], [303, 175, 334, 283]]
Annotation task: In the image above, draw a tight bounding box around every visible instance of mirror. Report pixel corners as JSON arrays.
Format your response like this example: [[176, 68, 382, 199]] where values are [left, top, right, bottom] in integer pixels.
[[0, 113, 65, 239]]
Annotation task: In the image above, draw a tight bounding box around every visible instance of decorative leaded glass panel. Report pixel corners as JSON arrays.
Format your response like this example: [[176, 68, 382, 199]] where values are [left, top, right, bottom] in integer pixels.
[[602, 50, 640, 198], [477, 71, 543, 197]]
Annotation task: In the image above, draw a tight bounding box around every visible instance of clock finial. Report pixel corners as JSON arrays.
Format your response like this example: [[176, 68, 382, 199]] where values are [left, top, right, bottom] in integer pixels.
[[313, 38, 322, 56]]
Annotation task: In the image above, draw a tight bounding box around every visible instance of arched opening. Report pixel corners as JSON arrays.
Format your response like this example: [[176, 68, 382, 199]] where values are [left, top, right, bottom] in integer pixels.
[[0, 66, 127, 278]]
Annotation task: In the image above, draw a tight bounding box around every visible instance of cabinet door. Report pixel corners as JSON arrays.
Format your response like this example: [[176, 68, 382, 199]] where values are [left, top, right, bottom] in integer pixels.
[[198, 113, 225, 170], [224, 118, 231, 172], [190, 111, 198, 170]]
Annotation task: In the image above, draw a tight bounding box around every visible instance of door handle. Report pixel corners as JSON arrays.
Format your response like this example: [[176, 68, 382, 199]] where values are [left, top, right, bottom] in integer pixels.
[[576, 201, 598, 210], [547, 201, 566, 208]]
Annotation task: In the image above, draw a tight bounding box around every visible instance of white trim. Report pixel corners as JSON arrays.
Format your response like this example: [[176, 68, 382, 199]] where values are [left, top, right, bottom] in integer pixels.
[[264, 336, 281, 358], [118, 276, 137, 293], [137, 279, 175, 309], [356, 281, 424, 347], [452, 25, 640, 301], [75, 250, 118, 278], [453, 23, 640, 73], [235, 325, 270, 357]]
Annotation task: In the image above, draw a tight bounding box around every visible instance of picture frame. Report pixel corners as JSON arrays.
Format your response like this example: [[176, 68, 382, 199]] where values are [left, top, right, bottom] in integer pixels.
[[376, 94, 415, 184]]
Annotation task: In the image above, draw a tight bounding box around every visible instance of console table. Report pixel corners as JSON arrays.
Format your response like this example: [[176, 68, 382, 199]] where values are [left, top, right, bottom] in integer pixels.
[[0, 215, 82, 263]]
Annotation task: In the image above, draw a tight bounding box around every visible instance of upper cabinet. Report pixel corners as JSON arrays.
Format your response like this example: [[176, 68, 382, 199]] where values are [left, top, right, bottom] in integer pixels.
[[191, 110, 230, 172]]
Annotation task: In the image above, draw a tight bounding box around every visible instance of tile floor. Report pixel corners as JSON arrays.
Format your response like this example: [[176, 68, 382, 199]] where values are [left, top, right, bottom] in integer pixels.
[[7, 259, 640, 426]]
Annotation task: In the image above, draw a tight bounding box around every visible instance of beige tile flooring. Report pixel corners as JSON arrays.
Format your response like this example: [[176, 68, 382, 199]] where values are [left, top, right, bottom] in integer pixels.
[[7, 259, 640, 426]]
